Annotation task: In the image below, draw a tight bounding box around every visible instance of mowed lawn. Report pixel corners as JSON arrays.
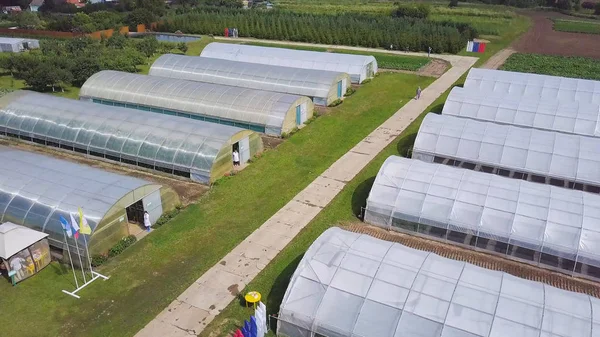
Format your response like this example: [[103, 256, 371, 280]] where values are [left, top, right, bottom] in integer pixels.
[[553, 19, 600, 34], [0, 71, 433, 337]]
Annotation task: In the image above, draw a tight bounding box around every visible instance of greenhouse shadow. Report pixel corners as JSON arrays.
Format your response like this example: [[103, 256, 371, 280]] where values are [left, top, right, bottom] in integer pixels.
[[266, 254, 304, 330], [352, 177, 376, 219]]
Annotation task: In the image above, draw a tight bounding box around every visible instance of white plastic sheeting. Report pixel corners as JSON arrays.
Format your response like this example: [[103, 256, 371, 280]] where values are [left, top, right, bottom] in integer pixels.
[[444, 87, 600, 137], [464, 68, 600, 105], [200, 42, 377, 84], [413, 114, 600, 189], [364, 156, 600, 279], [149, 54, 350, 106], [278, 227, 600, 337]]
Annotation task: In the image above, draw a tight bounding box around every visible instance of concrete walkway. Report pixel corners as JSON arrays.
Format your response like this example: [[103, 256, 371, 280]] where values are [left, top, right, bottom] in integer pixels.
[[135, 46, 477, 337]]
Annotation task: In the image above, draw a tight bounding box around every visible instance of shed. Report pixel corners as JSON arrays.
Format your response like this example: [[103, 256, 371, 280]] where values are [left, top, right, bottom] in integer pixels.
[[0, 222, 50, 283], [0, 37, 39, 53], [0, 90, 263, 183], [413, 113, 600, 194], [365, 156, 600, 281], [80, 70, 314, 136], [200, 42, 377, 84], [279, 227, 600, 337], [0, 146, 180, 255], [149, 54, 351, 106]]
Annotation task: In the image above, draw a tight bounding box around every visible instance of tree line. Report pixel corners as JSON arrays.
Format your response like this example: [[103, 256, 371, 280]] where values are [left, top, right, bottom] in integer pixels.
[[158, 8, 477, 53]]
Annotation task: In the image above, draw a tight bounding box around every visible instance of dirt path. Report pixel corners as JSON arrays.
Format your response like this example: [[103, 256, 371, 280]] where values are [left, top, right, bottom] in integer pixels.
[[513, 11, 600, 59], [481, 47, 516, 69]]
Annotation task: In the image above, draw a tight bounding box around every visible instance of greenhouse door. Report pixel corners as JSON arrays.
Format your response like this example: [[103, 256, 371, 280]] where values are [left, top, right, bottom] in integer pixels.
[[337, 81, 342, 98], [126, 200, 144, 225], [296, 105, 301, 125], [143, 190, 163, 226], [239, 137, 250, 163]]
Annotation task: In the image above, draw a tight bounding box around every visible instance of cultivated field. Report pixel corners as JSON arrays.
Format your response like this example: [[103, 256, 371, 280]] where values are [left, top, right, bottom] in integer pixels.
[[553, 18, 600, 34], [501, 52, 600, 80]]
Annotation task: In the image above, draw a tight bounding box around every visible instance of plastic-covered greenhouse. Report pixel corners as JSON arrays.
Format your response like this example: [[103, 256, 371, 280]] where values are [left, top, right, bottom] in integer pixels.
[[364, 156, 600, 281], [0, 146, 179, 255], [464, 68, 600, 105], [444, 87, 600, 138], [0, 37, 39, 53], [80, 70, 314, 136], [200, 42, 377, 84], [0, 90, 263, 184], [413, 113, 600, 194], [149, 54, 351, 106], [278, 227, 600, 337]]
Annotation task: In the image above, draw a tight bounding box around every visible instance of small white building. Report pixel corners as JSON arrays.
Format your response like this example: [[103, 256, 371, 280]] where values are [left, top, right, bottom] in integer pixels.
[[0, 37, 40, 53]]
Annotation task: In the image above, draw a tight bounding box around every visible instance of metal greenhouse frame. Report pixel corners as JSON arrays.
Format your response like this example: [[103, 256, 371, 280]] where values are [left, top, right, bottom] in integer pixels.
[[149, 54, 352, 106], [464, 68, 600, 104], [444, 87, 600, 138], [278, 227, 600, 337], [365, 156, 600, 281], [0, 146, 179, 255], [0, 91, 263, 184], [412, 114, 600, 194], [200, 42, 377, 84], [80, 70, 314, 137]]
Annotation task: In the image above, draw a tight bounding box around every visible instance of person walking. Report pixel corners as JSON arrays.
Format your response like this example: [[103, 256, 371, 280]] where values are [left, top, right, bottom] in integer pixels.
[[144, 211, 151, 232], [232, 149, 240, 167], [416, 86, 422, 100]]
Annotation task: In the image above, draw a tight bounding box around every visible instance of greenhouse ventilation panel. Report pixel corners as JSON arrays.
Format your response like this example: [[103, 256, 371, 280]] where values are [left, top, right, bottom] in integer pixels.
[[200, 42, 377, 84], [413, 113, 600, 194], [80, 70, 314, 137], [149, 54, 351, 106], [0, 146, 179, 255], [364, 156, 600, 281], [464, 68, 600, 105], [278, 227, 600, 337], [0, 90, 263, 184], [444, 87, 600, 138]]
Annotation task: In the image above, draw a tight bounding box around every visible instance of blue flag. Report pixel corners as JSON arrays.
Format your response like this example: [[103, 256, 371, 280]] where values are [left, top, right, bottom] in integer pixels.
[[244, 320, 250, 333], [250, 316, 258, 337], [241, 327, 249, 337], [59, 215, 73, 238]]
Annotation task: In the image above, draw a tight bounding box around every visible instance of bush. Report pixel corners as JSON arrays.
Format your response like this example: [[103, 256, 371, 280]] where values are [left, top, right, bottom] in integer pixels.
[[108, 235, 137, 257], [449, 0, 459, 8], [328, 99, 343, 107], [151, 206, 182, 229], [556, 0, 572, 10], [596, 3, 600, 15], [345, 87, 356, 96], [361, 78, 372, 84], [91, 254, 108, 267], [582, 1, 595, 9], [393, 4, 431, 19]]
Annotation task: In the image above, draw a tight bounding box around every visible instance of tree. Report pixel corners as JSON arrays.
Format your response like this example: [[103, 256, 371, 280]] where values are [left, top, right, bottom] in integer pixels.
[[72, 13, 96, 33], [177, 42, 188, 54], [449, 0, 459, 7], [595, 2, 600, 14], [106, 32, 129, 49], [14, 12, 43, 29], [127, 8, 157, 27], [136, 36, 159, 59], [70, 57, 101, 87]]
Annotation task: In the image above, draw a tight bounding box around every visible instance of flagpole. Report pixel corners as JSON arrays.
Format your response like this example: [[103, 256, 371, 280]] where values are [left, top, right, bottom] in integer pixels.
[[82, 234, 93, 274], [73, 237, 87, 283], [63, 230, 79, 288]]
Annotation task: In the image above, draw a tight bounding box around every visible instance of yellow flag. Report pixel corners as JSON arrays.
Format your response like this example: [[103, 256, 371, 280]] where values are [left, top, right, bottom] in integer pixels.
[[78, 207, 92, 235]]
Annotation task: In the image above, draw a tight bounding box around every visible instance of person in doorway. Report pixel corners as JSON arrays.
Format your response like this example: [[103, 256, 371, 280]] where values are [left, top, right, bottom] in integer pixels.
[[232, 149, 240, 167], [428, 46, 432, 57], [144, 211, 151, 232], [416, 86, 422, 100], [9, 255, 27, 279]]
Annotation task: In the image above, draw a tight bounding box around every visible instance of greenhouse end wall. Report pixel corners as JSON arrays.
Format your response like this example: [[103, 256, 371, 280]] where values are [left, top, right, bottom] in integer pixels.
[[210, 131, 264, 183]]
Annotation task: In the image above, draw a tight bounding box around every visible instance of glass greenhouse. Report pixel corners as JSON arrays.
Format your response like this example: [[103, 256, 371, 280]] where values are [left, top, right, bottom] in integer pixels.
[[80, 70, 314, 137], [278, 227, 600, 337], [413, 113, 600, 194], [444, 87, 600, 138], [200, 42, 377, 84], [365, 156, 600, 281], [0, 91, 263, 184], [464, 68, 600, 105], [0, 146, 179, 255], [149, 54, 352, 106]]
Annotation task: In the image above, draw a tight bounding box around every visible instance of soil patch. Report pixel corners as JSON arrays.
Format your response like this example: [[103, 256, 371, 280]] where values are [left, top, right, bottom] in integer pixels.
[[513, 11, 600, 59], [261, 135, 284, 149], [379, 58, 449, 78]]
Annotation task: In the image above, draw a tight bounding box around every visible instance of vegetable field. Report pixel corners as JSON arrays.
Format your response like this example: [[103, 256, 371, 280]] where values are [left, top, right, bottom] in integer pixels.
[[501, 53, 600, 80], [553, 19, 600, 34]]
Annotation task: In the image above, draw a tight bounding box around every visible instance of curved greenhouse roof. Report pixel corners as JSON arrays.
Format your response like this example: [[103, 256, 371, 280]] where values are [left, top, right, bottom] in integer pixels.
[[149, 54, 351, 106], [200, 42, 377, 84], [464, 68, 600, 105], [279, 227, 600, 337], [444, 87, 600, 137], [365, 156, 600, 280], [0, 146, 170, 253], [80, 70, 313, 136], [413, 114, 600, 192], [0, 90, 262, 183]]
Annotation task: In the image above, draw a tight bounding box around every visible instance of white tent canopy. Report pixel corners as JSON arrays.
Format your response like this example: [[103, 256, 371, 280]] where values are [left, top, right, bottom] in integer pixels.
[[0, 222, 48, 259], [464, 68, 600, 105], [278, 227, 600, 337], [444, 87, 600, 137]]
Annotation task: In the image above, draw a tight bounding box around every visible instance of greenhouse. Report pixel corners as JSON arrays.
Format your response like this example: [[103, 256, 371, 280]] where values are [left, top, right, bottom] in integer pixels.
[[464, 68, 600, 105], [0, 146, 179, 255], [413, 113, 600, 194], [364, 156, 600, 281], [278, 227, 600, 337], [200, 42, 377, 84], [444, 87, 600, 138], [80, 70, 314, 137], [0, 37, 39, 53], [0, 90, 263, 184], [149, 54, 351, 106]]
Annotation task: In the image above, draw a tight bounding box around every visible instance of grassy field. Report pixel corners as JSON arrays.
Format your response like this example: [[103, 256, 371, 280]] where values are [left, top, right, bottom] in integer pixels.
[[0, 70, 433, 337], [501, 53, 600, 80], [553, 18, 600, 34]]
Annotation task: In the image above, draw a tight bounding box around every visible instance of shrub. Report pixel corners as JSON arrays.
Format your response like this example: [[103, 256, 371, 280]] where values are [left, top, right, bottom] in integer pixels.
[[582, 1, 595, 9], [449, 0, 459, 8], [393, 4, 431, 19], [556, 0, 572, 10], [91, 254, 108, 267], [361, 78, 372, 84], [151, 207, 182, 229], [596, 3, 600, 14], [345, 87, 356, 96], [108, 235, 137, 257], [328, 99, 343, 107]]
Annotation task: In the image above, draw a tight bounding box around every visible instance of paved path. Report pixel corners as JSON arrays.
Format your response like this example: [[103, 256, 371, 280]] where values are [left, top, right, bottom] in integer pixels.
[[482, 47, 515, 69], [135, 44, 477, 337]]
